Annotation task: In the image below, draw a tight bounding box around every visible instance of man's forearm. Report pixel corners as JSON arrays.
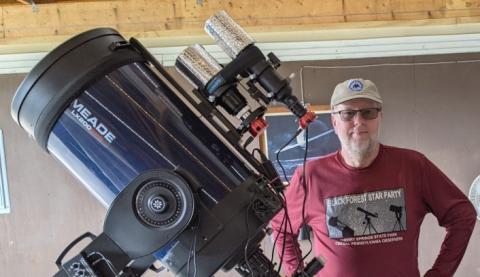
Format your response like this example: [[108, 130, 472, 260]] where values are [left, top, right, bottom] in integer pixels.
[[424, 202, 476, 277], [273, 230, 304, 276]]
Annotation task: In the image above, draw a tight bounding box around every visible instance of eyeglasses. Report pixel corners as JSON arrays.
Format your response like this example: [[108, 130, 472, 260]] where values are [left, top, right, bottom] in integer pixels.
[[332, 108, 381, 121]]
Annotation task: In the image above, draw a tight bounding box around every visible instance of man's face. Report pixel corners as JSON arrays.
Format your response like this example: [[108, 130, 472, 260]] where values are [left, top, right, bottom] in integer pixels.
[[331, 98, 382, 155]]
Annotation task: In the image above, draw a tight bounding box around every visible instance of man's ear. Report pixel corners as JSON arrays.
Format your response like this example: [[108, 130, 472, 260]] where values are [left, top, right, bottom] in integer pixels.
[[331, 113, 338, 134]]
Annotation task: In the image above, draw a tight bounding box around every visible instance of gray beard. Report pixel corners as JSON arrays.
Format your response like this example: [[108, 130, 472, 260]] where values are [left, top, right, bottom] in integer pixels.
[[342, 137, 377, 161]]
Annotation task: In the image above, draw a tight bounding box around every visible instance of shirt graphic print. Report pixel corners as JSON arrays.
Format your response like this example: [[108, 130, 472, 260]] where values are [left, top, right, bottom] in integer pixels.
[[325, 188, 406, 246]]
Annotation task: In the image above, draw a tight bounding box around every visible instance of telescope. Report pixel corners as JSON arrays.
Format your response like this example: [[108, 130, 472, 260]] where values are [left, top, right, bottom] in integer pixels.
[[357, 207, 378, 235], [389, 205, 403, 214], [11, 10, 321, 277], [389, 205, 405, 231], [357, 207, 378, 218]]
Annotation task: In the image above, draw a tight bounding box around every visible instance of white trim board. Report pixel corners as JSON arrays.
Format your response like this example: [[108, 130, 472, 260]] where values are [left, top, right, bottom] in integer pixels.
[[1, 33, 480, 74]]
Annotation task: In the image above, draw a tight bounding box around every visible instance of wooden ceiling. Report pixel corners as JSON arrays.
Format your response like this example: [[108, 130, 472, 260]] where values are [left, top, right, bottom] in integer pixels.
[[1, 0, 479, 53]]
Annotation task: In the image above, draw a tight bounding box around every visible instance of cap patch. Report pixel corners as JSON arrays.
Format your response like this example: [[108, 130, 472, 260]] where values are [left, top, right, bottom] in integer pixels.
[[348, 79, 364, 92]]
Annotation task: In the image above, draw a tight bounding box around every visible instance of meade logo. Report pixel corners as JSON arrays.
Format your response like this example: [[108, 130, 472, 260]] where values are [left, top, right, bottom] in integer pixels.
[[70, 99, 116, 143]]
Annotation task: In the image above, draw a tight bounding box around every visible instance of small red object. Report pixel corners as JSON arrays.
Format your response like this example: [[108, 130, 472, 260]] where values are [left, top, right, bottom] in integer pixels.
[[299, 111, 317, 129], [249, 117, 268, 137]]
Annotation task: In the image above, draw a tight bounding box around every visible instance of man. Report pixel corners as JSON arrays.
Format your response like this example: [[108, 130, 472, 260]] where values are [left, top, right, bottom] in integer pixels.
[[271, 78, 476, 277]]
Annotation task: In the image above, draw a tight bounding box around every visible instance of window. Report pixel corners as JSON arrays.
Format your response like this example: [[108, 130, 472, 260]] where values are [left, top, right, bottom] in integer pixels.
[[0, 129, 11, 214]]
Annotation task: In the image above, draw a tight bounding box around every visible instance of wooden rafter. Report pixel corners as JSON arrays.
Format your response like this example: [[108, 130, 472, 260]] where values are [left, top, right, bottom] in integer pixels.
[[0, 0, 480, 53]]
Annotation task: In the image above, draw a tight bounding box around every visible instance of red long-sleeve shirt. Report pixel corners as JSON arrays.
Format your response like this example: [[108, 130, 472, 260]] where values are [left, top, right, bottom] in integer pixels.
[[271, 144, 476, 277]]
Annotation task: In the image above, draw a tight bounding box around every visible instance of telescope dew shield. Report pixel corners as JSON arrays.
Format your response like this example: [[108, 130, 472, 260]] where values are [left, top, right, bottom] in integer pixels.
[[175, 44, 222, 90], [11, 28, 143, 149], [205, 10, 255, 59]]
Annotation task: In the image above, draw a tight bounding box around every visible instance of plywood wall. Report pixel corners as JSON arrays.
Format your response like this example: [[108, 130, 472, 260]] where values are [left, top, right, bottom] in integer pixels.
[[1, 0, 480, 45]]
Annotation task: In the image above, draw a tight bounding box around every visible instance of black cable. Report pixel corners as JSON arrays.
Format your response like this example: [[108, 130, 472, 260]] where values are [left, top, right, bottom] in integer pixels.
[[251, 147, 263, 158], [284, 200, 303, 272], [250, 148, 290, 275], [270, 204, 287, 273], [244, 199, 255, 276], [298, 126, 313, 272], [252, 148, 271, 175], [273, 193, 304, 275], [276, 129, 303, 184], [86, 252, 118, 275], [274, 126, 316, 275], [276, 193, 289, 274], [192, 229, 198, 277], [186, 219, 200, 277], [273, 128, 304, 274]]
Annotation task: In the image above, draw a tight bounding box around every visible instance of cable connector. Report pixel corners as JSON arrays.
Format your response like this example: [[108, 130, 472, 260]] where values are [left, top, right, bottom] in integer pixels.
[[299, 111, 317, 129]]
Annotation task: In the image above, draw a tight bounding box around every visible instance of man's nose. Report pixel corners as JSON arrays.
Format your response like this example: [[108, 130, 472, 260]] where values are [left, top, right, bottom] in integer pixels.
[[352, 111, 366, 124]]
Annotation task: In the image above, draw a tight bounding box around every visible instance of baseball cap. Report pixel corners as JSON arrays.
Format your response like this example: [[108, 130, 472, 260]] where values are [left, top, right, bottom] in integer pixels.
[[331, 78, 383, 108]]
